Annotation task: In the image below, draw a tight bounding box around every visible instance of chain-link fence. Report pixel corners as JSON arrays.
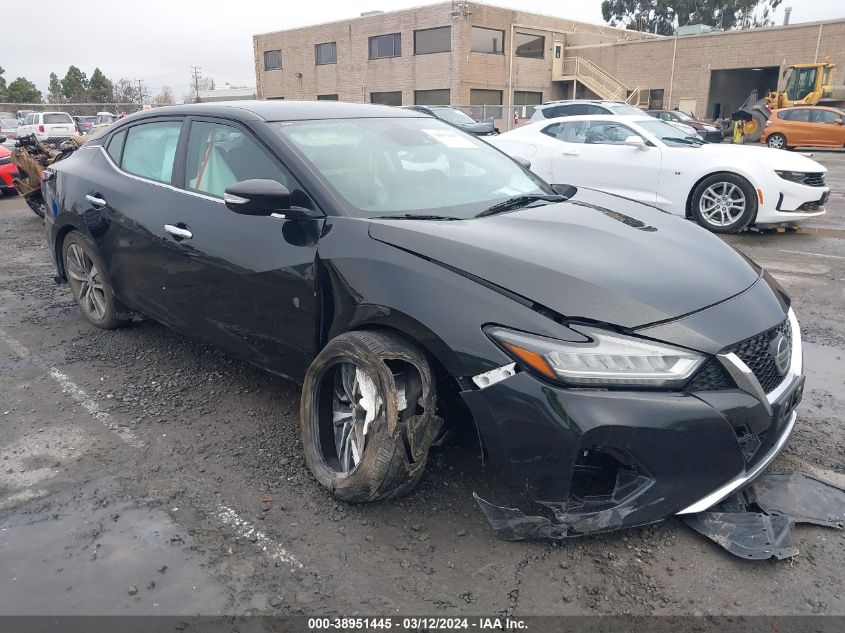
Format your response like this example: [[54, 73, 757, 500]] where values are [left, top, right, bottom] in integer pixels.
[[0, 103, 144, 118], [454, 104, 538, 131]]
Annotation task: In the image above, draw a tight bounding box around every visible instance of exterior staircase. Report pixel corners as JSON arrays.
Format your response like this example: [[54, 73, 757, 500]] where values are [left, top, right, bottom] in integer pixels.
[[555, 56, 644, 106]]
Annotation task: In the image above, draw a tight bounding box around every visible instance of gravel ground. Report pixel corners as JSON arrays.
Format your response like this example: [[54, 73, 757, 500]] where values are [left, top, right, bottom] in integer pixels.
[[0, 151, 843, 617]]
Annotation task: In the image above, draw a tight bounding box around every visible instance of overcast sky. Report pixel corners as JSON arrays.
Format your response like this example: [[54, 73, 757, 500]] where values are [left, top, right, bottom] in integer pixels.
[[2, 0, 843, 100]]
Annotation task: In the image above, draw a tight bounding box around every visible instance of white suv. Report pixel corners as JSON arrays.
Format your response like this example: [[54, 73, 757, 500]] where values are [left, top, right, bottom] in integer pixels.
[[18, 111, 77, 141]]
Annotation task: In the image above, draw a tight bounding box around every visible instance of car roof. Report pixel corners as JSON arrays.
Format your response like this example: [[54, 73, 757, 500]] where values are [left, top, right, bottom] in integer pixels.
[[532, 114, 654, 124], [539, 100, 626, 106], [125, 100, 427, 123]]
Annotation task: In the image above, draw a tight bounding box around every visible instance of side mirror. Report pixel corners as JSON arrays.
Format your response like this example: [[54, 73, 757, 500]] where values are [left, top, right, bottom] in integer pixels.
[[835, 118, 844, 125], [224, 179, 321, 220], [623, 136, 647, 149], [513, 156, 532, 169]]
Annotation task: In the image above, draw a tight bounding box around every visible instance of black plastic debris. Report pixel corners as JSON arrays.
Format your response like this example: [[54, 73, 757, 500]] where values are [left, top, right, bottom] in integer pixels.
[[751, 472, 845, 529], [684, 512, 798, 560], [684, 472, 844, 560]]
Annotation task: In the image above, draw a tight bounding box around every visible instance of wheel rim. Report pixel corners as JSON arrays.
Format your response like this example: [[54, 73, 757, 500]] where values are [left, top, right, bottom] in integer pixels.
[[66, 243, 107, 320], [698, 182, 746, 227], [330, 362, 381, 474], [768, 135, 784, 149]]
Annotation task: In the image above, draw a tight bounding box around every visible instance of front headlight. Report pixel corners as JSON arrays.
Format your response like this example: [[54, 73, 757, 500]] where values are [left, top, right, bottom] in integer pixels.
[[487, 325, 704, 388], [775, 170, 809, 183]]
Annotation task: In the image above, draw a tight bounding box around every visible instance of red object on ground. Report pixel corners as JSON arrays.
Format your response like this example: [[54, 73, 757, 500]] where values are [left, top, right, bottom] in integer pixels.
[[0, 146, 18, 189]]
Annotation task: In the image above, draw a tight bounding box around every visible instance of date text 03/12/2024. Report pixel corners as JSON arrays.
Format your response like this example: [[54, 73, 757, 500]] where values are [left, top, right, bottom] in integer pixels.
[[307, 617, 528, 630]]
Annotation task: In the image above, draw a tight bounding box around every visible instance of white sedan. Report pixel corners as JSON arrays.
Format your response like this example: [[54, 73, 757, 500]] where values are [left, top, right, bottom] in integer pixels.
[[488, 115, 829, 233]]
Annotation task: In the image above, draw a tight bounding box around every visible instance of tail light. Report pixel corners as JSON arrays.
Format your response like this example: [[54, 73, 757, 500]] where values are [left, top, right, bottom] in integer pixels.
[[38, 124, 45, 133]]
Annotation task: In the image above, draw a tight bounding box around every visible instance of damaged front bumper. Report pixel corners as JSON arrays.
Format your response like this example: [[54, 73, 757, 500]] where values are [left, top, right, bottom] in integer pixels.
[[463, 311, 805, 540]]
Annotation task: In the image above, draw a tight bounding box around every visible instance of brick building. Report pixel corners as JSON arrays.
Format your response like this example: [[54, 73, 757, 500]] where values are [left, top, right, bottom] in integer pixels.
[[252, 1, 845, 126]]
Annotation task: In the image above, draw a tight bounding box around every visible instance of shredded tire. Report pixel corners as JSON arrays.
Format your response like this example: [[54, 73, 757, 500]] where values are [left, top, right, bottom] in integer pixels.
[[300, 330, 442, 502]]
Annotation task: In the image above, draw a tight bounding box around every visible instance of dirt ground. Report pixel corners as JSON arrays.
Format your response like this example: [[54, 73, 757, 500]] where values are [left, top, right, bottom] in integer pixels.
[[1, 150, 844, 618]]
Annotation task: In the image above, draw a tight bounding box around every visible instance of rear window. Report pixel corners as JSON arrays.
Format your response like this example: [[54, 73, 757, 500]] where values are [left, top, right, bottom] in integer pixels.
[[44, 113, 74, 124]]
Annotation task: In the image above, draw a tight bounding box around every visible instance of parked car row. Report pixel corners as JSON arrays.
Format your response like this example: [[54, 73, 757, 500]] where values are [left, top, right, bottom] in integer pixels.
[[39, 101, 810, 538], [487, 113, 828, 233]]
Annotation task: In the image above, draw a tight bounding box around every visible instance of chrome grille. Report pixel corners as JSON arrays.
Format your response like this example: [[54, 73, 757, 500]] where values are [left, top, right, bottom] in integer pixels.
[[686, 318, 791, 393]]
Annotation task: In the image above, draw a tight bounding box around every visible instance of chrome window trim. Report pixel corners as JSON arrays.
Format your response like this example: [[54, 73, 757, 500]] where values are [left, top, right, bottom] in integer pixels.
[[676, 410, 796, 515], [83, 144, 225, 205]]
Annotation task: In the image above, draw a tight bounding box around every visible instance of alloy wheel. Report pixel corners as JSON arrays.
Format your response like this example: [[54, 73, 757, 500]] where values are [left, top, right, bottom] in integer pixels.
[[330, 362, 381, 474], [767, 135, 785, 149], [65, 243, 107, 321], [698, 182, 747, 227]]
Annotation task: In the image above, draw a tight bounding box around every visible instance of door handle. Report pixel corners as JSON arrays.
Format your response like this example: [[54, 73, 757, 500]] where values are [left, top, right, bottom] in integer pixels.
[[561, 149, 579, 156], [164, 224, 193, 240], [86, 194, 107, 208]]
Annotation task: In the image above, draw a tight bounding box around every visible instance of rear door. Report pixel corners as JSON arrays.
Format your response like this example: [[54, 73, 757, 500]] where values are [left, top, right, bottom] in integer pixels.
[[547, 119, 661, 202], [43, 112, 75, 138]]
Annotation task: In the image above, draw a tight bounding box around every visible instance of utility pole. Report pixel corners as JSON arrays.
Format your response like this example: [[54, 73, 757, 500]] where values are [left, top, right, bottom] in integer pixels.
[[191, 66, 202, 103], [135, 79, 145, 105]]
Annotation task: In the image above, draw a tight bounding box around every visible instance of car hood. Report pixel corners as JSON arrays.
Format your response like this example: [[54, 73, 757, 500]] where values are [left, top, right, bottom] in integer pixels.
[[692, 143, 827, 172], [368, 188, 761, 328]]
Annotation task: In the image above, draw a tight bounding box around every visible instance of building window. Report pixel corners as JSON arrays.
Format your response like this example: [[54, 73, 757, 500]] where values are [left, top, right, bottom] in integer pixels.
[[471, 26, 504, 54], [415, 89, 450, 106], [647, 89, 664, 110], [414, 26, 450, 55], [369, 33, 401, 59], [513, 91, 543, 106], [263, 49, 282, 70], [371, 91, 402, 106], [470, 88, 503, 119], [515, 33, 544, 59], [317, 94, 339, 101], [315, 42, 337, 65]]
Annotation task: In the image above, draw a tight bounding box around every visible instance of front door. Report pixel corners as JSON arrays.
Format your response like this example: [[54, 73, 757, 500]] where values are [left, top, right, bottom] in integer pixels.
[[549, 119, 662, 204]]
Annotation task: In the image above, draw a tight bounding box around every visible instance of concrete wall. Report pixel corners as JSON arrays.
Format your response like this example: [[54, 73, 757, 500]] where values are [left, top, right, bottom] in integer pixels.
[[253, 0, 656, 105], [570, 20, 845, 117]]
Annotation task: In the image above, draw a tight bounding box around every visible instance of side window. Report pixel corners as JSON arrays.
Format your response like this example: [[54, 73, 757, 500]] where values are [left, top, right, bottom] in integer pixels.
[[106, 130, 127, 163], [584, 105, 608, 115], [543, 120, 588, 143], [777, 110, 793, 121], [184, 121, 290, 199], [811, 109, 838, 124], [790, 109, 811, 123], [121, 121, 182, 183], [659, 112, 673, 121], [585, 122, 638, 145]]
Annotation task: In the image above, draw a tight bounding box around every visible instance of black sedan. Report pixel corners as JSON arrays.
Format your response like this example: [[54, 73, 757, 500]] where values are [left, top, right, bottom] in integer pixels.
[[646, 109, 725, 143], [41, 101, 803, 535], [405, 105, 499, 135]]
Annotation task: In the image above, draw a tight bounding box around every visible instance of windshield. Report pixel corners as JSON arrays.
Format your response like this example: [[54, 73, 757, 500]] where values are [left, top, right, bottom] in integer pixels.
[[637, 120, 702, 147], [1, 119, 19, 128], [431, 107, 476, 125], [607, 104, 644, 115], [273, 118, 550, 219]]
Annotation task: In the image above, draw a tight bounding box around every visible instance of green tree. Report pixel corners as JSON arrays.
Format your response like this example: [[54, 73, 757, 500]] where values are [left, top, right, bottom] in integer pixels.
[[0, 66, 7, 101], [88, 68, 114, 103], [61, 65, 89, 101], [601, 0, 782, 34], [47, 72, 64, 104], [6, 77, 42, 103]]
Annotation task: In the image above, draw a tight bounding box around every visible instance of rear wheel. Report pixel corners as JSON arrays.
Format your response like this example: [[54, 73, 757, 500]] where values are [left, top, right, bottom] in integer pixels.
[[743, 111, 767, 143], [767, 133, 787, 150], [300, 330, 442, 502], [691, 173, 757, 234], [62, 232, 123, 329]]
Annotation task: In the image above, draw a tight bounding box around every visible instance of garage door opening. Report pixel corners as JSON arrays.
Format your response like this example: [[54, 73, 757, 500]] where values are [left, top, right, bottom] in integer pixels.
[[707, 67, 780, 120]]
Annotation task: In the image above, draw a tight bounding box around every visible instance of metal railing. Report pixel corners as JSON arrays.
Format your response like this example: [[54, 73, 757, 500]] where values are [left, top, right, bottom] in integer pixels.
[[558, 57, 643, 105]]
